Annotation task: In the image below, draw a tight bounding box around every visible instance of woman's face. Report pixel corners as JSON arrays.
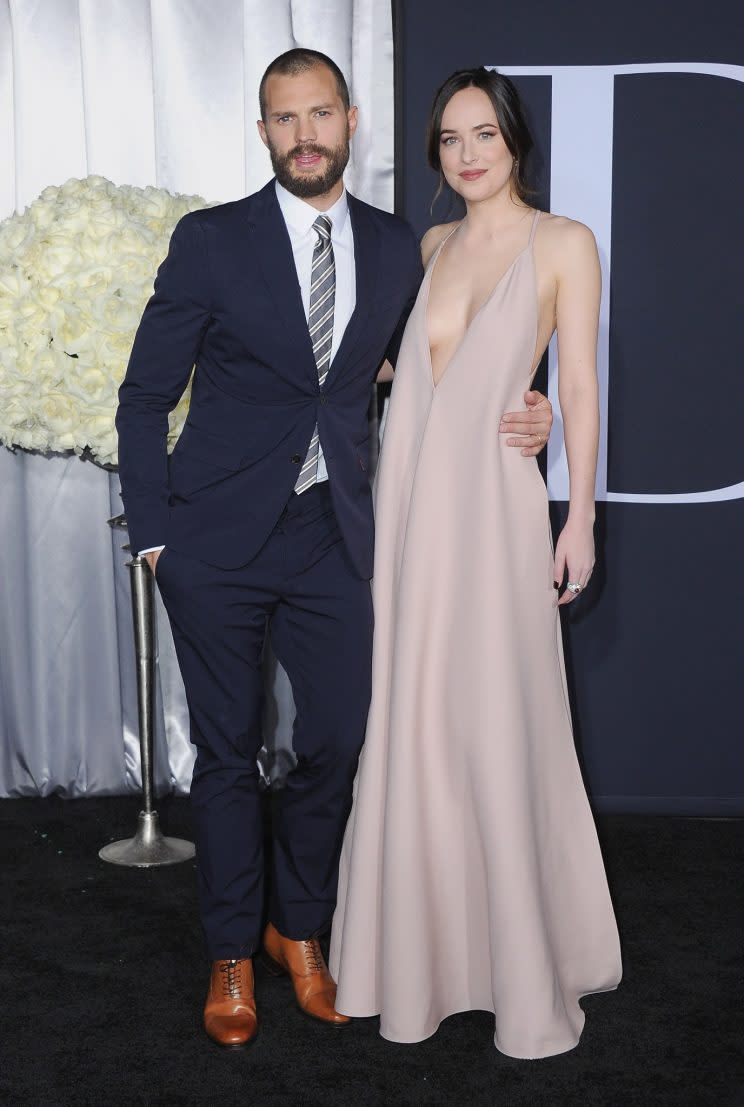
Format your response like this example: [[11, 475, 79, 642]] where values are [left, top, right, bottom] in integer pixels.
[[438, 87, 514, 203]]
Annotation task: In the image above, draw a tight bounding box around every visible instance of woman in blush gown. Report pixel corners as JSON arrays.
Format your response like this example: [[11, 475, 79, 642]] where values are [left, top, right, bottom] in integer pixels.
[[329, 68, 622, 1059]]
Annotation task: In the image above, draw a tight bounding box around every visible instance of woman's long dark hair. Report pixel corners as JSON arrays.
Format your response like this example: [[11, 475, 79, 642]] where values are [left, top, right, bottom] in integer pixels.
[[426, 67, 534, 205]]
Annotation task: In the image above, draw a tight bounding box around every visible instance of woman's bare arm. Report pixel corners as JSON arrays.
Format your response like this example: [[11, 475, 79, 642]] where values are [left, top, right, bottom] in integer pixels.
[[552, 220, 601, 602]]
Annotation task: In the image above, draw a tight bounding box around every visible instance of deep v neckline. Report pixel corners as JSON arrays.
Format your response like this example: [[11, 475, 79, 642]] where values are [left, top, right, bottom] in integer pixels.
[[425, 210, 540, 390]]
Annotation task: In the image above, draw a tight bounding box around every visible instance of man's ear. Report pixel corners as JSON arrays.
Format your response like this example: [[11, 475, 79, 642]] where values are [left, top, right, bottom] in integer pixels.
[[257, 119, 269, 149], [347, 105, 359, 140]]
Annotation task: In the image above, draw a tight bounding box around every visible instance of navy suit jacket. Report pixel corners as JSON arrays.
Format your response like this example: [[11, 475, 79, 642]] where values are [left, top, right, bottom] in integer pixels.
[[116, 180, 423, 578]]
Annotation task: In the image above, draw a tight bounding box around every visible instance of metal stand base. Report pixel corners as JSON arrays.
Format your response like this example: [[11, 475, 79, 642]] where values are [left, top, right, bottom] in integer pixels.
[[99, 811, 195, 868], [102, 517, 195, 868]]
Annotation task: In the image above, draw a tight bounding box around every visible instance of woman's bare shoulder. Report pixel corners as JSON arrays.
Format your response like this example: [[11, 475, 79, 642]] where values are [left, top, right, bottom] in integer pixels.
[[537, 211, 598, 255], [421, 221, 461, 267]]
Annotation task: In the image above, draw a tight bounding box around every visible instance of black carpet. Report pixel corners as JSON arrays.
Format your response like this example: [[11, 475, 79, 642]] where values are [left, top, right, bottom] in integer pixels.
[[1, 797, 742, 1106]]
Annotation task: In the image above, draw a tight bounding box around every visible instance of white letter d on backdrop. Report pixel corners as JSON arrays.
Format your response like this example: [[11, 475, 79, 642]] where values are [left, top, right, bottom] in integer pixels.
[[495, 62, 744, 505]]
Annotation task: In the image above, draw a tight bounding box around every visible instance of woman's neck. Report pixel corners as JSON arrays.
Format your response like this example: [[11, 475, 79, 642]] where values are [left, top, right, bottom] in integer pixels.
[[462, 187, 531, 238]]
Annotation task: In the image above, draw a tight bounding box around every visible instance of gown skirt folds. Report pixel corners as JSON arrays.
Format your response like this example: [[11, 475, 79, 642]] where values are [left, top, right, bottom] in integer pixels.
[[329, 212, 622, 1059]]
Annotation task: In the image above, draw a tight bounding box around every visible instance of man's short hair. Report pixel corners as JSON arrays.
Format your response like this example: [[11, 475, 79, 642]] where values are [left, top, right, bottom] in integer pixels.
[[259, 48, 351, 121]]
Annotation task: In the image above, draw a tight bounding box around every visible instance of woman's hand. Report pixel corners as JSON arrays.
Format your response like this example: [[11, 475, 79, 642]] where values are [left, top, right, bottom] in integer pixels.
[[553, 518, 595, 605]]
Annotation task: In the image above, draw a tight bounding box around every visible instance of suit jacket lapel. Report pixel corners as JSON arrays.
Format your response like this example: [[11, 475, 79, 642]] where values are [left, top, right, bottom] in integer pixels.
[[325, 192, 381, 385], [249, 181, 318, 385]]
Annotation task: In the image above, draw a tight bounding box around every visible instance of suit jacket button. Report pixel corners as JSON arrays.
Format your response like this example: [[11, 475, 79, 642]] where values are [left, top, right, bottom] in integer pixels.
[[291, 454, 302, 464]]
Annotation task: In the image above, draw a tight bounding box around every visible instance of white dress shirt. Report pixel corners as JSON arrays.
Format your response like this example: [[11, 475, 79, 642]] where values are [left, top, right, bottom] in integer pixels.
[[275, 180, 356, 484], [139, 180, 357, 555]]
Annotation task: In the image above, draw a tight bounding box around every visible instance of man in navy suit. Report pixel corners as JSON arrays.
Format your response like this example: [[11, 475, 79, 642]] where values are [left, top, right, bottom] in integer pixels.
[[116, 48, 552, 1047]]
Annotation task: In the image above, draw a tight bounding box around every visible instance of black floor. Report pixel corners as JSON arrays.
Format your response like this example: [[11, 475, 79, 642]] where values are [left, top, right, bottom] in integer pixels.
[[1, 797, 742, 1106]]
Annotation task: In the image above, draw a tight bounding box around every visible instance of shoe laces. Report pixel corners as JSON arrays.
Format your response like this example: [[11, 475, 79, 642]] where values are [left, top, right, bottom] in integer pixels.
[[303, 939, 325, 974], [220, 958, 244, 998]]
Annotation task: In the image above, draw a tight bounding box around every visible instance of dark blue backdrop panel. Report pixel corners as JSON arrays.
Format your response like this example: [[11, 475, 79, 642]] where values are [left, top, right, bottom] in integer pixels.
[[552, 500, 744, 814], [394, 0, 744, 813]]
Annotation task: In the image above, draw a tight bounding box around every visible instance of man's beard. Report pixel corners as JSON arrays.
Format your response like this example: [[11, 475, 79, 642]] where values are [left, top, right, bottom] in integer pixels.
[[269, 132, 350, 199]]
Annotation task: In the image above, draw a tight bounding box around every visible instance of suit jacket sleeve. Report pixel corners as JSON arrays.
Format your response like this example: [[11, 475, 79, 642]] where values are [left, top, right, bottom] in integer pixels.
[[385, 224, 424, 368], [115, 213, 211, 554]]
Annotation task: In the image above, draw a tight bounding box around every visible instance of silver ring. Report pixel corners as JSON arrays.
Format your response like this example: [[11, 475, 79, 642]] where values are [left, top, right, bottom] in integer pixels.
[[566, 581, 582, 594]]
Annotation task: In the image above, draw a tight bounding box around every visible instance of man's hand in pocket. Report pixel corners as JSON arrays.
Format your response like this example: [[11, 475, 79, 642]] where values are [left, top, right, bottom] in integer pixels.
[[144, 550, 163, 575]]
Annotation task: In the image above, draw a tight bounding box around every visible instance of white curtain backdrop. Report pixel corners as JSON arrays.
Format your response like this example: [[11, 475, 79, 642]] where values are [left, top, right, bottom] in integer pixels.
[[0, 0, 394, 796]]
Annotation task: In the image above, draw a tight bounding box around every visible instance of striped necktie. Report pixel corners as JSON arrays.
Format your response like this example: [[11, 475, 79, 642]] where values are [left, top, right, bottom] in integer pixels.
[[294, 214, 335, 494]]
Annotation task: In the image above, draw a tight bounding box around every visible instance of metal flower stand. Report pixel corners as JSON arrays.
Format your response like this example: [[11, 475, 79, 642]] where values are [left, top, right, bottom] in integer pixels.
[[99, 515, 195, 867]]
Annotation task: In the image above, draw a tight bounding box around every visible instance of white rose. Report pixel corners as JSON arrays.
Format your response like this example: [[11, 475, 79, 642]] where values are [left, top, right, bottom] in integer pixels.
[[38, 391, 77, 434], [40, 239, 79, 279], [62, 366, 109, 406], [2, 391, 40, 437], [50, 309, 89, 356], [115, 259, 157, 291], [28, 202, 55, 232], [33, 284, 62, 313], [101, 294, 142, 334], [0, 217, 33, 254], [76, 265, 115, 295], [0, 382, 35, 413], [37, 184, 60, 205], [87, 214, 120, 241], [93, 332, 134, 375], [58, 178, 87, 200], [0, 269, 30, 298], [32, 344, 65, 377]]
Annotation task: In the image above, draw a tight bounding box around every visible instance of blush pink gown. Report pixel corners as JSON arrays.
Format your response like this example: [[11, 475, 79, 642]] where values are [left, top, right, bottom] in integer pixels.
[[329, 211, 622, 1059]]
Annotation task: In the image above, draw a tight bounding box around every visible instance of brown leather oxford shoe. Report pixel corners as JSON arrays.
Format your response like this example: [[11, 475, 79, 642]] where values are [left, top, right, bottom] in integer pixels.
[[262, 922, 351, 1027], [203, 957, 258, 1048]]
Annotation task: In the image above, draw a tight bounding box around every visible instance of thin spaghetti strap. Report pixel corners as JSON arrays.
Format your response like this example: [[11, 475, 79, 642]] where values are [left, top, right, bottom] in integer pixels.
[[528, 209, 541, 245], [426, 221, 462, 273], [438, 222, 462, 255]]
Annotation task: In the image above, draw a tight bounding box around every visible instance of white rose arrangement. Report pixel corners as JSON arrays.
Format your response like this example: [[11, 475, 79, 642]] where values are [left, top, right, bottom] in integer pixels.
[[0, 176, 213, 465]]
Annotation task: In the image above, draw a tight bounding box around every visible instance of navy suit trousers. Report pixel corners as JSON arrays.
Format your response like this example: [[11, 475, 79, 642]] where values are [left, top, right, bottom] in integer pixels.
[[156, 482, 373, 959]]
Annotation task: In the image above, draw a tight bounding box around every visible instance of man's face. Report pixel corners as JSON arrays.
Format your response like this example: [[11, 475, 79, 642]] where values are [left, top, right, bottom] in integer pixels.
[[258, 65, 358, 199]]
